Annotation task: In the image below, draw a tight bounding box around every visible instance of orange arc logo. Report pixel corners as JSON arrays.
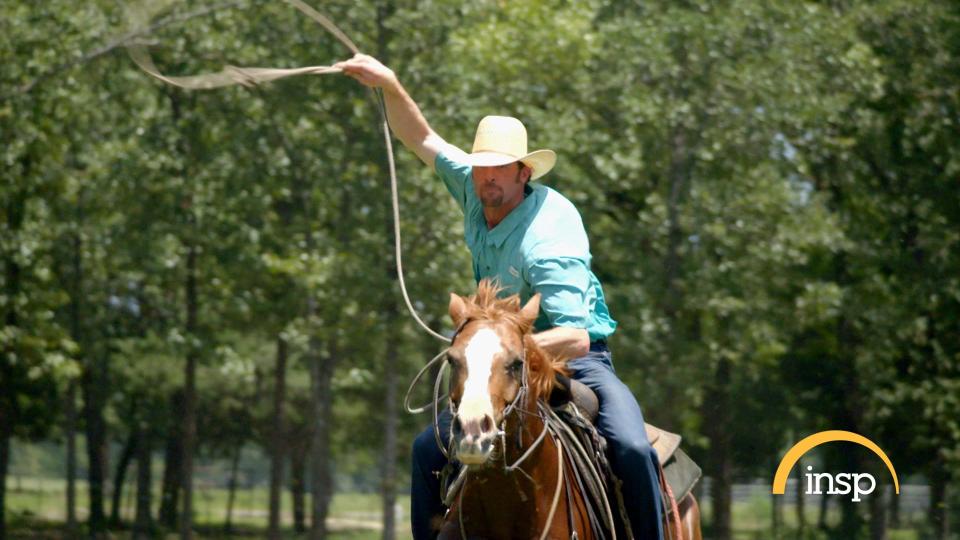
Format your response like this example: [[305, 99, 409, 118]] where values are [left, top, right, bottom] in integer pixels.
[[772, 430, 899, 495]]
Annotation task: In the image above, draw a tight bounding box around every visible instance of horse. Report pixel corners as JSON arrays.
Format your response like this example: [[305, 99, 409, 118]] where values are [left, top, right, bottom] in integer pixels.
[[435, 280, 702, 540]]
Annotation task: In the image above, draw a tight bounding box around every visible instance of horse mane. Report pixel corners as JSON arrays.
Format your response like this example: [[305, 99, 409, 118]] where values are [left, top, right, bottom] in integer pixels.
[[463, 280, 526, 328], [463, 279, 569, 404], [523, 335, 569, 404]]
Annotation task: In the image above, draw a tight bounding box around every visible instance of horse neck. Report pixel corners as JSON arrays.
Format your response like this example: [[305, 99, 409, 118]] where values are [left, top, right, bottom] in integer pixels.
[[459, 394, 561, 537], [520, 334, 561, 405], [498, 385, 551, 467]]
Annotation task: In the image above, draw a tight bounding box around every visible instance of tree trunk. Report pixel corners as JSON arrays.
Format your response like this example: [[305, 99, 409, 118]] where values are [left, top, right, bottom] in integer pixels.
[[309, 340, 336, 540], [375, 9, 399, 536], [290, 443, 308, 534], [705, 357, 732, 540], [796, 456, 806, 532], [224, 446, 241, 534], [380, 312, 399, 540], [83, 350, 109, 536], [838, 466, 862, 537], [110, 428, 138, 526], [180, 242, 199, 540], [888, 486, 900, 529], [818, 490, 828, 530], [268, 335, 288, 539], [66, 213, 82, 535], [771, 483, 782, 537], [303, 151, 337, 538], [868, 470, 887, 540], [133, 422, 153, 539], [0, 176, 27, 540], [662, 125, 693, 318], [159, 389, 184, 528], [0, 416, 10, 540], [838, 358, 866, 539], [929, 460, 950, 540], [65, 381, 78, 535]]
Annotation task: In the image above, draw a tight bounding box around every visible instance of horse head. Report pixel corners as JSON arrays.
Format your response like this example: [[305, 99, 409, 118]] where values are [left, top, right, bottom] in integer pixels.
[[445, 279, 561, 466]]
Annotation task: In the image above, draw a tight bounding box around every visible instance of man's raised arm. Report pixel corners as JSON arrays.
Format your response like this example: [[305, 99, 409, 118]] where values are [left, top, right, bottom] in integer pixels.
[[334, 54, 465, 169]]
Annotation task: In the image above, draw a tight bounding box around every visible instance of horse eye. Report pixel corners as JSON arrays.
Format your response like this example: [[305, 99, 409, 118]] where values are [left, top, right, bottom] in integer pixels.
[[508, 358, 523, 373]]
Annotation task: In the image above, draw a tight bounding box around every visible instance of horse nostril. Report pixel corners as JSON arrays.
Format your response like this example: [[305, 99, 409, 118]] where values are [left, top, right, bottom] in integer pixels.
[[481, 415, 494, 434]]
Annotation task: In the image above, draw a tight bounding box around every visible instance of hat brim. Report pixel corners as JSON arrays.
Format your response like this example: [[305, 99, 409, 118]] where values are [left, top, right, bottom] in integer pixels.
[[461, 149, 557, 181]]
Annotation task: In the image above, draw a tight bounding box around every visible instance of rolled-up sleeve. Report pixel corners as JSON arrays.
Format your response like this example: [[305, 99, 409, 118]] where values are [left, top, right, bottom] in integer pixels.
[[527, 257, 592, 329]]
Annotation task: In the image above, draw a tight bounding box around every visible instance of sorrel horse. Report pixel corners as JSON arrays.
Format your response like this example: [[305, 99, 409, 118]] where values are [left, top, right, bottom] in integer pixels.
[[436, 281, 702, 540]]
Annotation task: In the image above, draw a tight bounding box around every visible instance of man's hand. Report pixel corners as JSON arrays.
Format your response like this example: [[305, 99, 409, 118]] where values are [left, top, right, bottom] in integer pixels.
[[334, 54, 399, 92], [532, 327, 591, 360], [334, 54, 458, 168]]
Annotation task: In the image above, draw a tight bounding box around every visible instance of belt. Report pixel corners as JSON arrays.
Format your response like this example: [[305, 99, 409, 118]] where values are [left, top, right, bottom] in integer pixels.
[[589, 339, 609, 352]]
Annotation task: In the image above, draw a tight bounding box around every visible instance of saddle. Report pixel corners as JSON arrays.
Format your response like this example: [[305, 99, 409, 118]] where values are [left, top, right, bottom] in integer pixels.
[[550, 375, 701, 533]]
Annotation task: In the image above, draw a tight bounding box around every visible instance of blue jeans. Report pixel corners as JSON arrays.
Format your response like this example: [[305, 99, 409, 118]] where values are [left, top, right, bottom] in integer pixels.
[[410, 343, 665, 539]]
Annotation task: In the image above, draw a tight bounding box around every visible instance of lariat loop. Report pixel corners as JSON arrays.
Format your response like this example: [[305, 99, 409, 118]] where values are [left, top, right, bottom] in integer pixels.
[[128, 0, 451, 343]]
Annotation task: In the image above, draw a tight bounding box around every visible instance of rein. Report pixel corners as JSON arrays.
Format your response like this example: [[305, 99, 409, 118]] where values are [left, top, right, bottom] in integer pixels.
[[404, 318, 550, 471], [455, 425, 563, 540], [404, 317, 570, 538]]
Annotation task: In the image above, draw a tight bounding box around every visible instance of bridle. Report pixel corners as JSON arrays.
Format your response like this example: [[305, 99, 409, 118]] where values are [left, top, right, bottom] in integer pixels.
[[408, 317, 548, 468], [403, 316, 564, 540]]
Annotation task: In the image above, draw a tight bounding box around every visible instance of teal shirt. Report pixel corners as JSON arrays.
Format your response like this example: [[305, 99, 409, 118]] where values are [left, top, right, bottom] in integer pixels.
[[436, 152, 617, 341]]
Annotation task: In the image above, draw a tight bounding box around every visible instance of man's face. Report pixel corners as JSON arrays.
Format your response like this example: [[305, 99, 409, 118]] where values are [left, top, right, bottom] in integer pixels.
[[472, 162, 531, 209]]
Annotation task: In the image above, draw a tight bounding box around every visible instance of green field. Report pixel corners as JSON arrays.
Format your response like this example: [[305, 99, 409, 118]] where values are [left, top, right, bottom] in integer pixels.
[[695, 492, 924, 540], [5, 477, 931, 539], [5, 477, 408, 538]]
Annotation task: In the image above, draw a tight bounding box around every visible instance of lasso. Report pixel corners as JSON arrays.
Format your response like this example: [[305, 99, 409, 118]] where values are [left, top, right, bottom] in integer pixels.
[[128, 0, 451, 343]]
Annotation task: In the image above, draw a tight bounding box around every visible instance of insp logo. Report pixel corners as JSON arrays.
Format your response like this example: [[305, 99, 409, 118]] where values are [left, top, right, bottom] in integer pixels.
[[772, 430, 899, 503], [803, 466, 876, 502]]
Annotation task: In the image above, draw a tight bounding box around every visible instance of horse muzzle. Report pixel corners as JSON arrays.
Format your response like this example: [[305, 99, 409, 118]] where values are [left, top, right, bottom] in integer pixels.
[[452, 414, 497, 465]]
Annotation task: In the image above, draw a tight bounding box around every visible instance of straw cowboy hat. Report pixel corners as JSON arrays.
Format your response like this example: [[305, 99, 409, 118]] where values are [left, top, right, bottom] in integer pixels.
[[461, 116, 557, 180]]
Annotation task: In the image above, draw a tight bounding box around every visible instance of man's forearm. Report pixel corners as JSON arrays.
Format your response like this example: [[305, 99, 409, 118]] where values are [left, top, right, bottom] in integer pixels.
[[531, 327, 590, 360], [380, 79, 438, 166], [336, 55, 447, 167]]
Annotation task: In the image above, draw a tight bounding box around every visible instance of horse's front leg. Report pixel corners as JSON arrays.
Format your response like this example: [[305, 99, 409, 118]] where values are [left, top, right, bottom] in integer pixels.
[[437, 519, 460, 540], [438, 506, 471, 540], [439, 513, 490, 540]]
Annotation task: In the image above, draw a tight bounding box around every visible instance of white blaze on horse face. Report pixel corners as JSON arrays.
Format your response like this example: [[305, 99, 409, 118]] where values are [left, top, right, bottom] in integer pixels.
[[459, 327, 502, 424]]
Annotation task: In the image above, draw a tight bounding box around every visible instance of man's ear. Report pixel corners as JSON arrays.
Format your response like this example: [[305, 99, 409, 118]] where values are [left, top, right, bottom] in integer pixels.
[[449, 293, 469, 328], [518, 162, 532, 184], [518, 293, 540, 331]]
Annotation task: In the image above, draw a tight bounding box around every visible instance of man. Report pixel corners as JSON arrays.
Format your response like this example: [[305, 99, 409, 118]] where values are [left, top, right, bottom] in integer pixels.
[[336, 54, 664, 540]]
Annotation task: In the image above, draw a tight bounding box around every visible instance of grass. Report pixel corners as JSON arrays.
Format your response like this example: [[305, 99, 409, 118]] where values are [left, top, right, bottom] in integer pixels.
[[5, 477, 934, 539], [4, 519, 384, 540], [697, 492, 925, 540], [5, 477, 408, 538]]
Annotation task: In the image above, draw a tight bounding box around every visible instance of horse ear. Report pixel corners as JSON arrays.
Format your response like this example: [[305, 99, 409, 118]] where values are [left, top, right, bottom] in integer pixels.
[[449, 293, 469, 327], [519, 293, 541, 329]]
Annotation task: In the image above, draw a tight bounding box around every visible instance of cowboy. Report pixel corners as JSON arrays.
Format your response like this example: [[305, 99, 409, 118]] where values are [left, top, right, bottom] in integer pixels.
[[337, 53, 664, 540]]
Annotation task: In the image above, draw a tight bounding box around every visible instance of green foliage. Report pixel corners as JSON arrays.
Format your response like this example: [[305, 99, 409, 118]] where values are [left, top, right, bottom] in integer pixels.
[[2, 0, 958, 536]]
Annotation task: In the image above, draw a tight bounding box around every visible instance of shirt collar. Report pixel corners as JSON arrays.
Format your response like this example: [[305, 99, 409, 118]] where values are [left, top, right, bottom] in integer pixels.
[[484, 184, 542, 248]]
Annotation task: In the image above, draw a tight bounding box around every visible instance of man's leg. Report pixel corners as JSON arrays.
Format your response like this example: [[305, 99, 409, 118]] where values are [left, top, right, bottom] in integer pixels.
[[411, 409, 452, 540], [567, 349, 665, 540]]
